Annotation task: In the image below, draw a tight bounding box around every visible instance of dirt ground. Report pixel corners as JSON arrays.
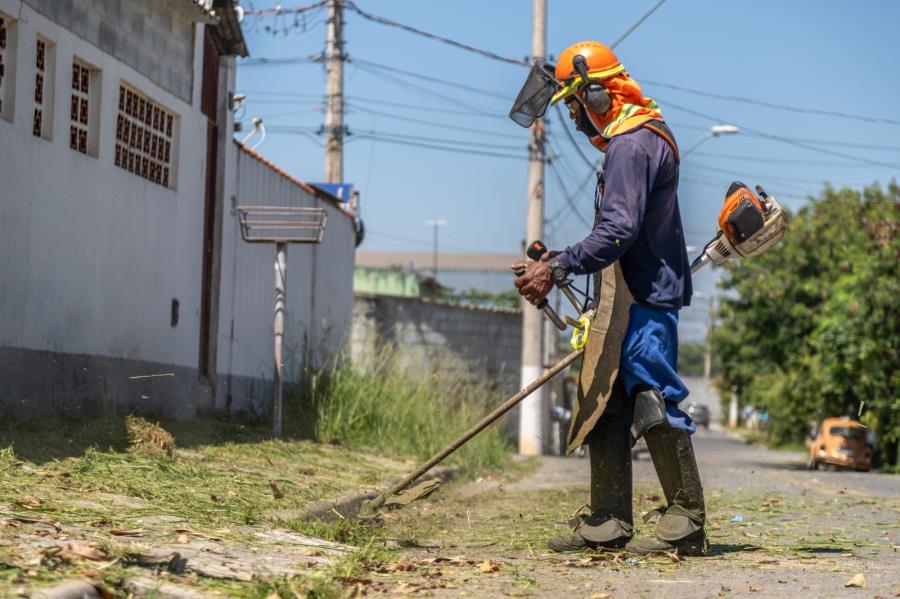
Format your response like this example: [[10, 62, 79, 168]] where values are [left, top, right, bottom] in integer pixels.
[[367, 429, 900, 599], [2, 420, 898, 598]]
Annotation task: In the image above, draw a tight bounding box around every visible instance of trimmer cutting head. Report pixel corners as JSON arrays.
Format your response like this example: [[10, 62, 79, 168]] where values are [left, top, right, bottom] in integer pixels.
[[691, 182, 786, 273]]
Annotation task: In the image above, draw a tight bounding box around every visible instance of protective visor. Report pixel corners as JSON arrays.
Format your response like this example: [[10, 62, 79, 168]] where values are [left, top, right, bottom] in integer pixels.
[[508, 60, 559, 128]]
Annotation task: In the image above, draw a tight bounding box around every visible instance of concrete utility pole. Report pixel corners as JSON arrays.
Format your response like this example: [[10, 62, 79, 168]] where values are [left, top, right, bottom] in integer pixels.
[[519, 0, 547, 456], [324, 0, 345, 184]]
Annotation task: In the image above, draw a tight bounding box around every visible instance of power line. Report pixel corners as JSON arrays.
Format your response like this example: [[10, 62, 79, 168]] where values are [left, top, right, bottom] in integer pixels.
[[237, 90, 324, 98], [352, 58, 510, 101], [348, 128, 525, 151], [357, 64, 504, 117], [344, 1, 528, 66], [547, 164, 597, 227], [680, 174, 809, 202], [240, 2, 328, 36], [239, 54, 322, 67], [546, 156, 592, 227], [267, 124, 525, 150], [349, 104, 526, 140], [350, 133, 528, 160], [686, 161, 863, 186], [243, 1, 328, 15], [658, 98, 900, 170], [684, 164, 826, 193], [267, 126, 529, 159], [643, 79, 900, 127], [349, 95, 507, 119], [242, 90, 511, 119], [609, 0, 669, 49], [689, 151, 892, 168]]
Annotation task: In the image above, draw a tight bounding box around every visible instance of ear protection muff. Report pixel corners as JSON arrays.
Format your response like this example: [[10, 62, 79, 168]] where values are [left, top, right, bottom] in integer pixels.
[[581, 83, 611, 114], [572, 54, 612, 115]]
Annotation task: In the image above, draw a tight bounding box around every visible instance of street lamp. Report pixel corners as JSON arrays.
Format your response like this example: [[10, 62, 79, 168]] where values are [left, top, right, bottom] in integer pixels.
[[424, 219, 447, 279], [681, 124, 740, 157]]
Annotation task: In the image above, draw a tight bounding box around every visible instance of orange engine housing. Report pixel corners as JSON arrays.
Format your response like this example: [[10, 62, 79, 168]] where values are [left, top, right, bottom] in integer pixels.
[[718, 182, 767, 246]]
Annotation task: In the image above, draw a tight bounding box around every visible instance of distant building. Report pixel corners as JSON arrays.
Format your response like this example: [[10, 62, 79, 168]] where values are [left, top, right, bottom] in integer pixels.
[[355, 250, 522, 297], [0, 0, 356, 420]]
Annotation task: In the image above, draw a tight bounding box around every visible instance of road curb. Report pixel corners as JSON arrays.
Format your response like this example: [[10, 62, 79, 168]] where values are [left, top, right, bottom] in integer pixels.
[[303, 465, 460, 522]]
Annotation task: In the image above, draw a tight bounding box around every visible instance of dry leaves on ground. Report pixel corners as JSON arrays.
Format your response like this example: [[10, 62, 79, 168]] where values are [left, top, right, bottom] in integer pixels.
[[385, 560, 417, 572], [478, 560, 500, 573], [16, 495, 42, 509], [108, 528, 143, 537], [45, 543, 108, 563], [845, 573, 867, 588]]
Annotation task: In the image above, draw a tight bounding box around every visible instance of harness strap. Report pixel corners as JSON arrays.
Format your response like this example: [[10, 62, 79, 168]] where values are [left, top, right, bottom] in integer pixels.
[[640, 120, 680, 163], [641, 119, 679, 190]]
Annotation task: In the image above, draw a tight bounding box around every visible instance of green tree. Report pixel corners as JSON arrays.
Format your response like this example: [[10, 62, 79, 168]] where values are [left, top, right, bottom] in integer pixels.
[[712, 183, 899, 467]]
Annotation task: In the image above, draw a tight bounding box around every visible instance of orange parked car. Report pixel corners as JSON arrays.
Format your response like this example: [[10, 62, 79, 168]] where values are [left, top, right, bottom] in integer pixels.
[[806, 417, 874, 471]]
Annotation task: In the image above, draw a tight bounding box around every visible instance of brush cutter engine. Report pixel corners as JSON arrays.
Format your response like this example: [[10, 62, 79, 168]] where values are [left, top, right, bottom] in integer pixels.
[[690, 182, 786, 273]]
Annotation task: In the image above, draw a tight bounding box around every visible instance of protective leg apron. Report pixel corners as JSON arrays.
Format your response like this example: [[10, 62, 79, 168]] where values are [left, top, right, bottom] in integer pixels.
[[548, 378, 633, 551], [548, 262, 707, 555], [548, 262, 635, 552]]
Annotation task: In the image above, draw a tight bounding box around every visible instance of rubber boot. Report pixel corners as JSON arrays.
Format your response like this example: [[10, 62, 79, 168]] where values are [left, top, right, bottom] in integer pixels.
[[548, 380, 634, 553], [626, 425, 707, 556]]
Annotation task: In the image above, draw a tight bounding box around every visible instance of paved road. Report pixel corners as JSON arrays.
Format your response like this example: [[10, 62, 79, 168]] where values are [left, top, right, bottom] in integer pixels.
[[380, 427, 900, 598], [512, 427, 900, 499]]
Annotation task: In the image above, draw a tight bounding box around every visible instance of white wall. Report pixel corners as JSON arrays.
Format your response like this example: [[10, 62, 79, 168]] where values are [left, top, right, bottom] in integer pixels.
[[0, 1, 209, 370], [216, 144, 355, 413], [0, 0, 356, 420]]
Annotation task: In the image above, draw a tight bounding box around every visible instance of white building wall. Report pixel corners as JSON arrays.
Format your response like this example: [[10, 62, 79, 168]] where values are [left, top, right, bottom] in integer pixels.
[[0, 0, 355, 421], [215, 145, 355, 415], [0, 3, 207, 372]]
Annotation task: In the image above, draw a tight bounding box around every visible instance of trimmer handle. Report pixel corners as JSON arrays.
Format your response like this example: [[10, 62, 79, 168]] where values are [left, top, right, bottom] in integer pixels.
[[514, 265, 566, 331], [526, 239, 584, 313], [526, 240, 548, 261]]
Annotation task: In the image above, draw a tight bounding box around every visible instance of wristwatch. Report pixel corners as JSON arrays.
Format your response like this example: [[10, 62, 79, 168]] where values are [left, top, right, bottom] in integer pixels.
[[549, 258, 568, 284]]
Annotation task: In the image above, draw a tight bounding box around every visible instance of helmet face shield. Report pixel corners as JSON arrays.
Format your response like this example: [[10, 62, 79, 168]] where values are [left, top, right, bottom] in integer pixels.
[[508, 61, 559, 128]]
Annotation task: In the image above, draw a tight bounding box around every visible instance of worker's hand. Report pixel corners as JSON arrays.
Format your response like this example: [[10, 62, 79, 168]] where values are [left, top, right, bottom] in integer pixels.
[[511, 251, 558, 305]]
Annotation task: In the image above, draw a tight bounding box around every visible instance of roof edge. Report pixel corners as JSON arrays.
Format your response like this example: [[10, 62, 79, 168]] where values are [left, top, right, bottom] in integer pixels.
[[213, 0, 249, 57], [235, 141, 356, 219]]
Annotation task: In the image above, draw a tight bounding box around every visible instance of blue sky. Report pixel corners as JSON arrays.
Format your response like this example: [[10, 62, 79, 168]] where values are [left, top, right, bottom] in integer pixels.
[[235, 0, 900, 338]]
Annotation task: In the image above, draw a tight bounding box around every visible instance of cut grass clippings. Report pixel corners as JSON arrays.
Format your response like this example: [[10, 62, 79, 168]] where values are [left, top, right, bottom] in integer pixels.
[[0, 417, 414, 597], [1, 347, 524, 596]]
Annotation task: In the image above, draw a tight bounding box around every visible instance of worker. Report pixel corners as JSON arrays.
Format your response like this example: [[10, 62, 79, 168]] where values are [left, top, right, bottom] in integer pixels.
[[509, 41, 706, 556]]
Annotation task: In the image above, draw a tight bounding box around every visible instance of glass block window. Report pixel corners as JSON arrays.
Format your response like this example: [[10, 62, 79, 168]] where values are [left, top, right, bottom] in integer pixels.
[[115, 83, 176, 188], [69, 59, 92, 154], [33, 37, 53, 139]]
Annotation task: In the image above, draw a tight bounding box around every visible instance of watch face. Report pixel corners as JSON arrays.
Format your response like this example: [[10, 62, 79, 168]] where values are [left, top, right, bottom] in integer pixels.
[[551, 263, 567, 282]]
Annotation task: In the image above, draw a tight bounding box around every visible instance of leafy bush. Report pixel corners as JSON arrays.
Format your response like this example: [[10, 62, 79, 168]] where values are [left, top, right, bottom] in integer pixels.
[[712, 183, 899, 467]]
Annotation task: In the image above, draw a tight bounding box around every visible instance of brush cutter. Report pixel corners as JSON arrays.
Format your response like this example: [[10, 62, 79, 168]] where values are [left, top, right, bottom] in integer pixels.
[[354, 182, 785, 520], [690, 182, 785, 273]]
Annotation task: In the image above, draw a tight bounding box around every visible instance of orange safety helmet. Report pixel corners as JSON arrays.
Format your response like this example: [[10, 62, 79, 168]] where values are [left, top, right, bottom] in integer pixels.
[[551, 41, 625, 108], [555, 41, 623, 82]]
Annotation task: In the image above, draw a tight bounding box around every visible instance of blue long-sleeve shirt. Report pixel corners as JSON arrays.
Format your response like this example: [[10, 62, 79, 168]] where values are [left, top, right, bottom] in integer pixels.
[[557, 126, 693, 310]]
